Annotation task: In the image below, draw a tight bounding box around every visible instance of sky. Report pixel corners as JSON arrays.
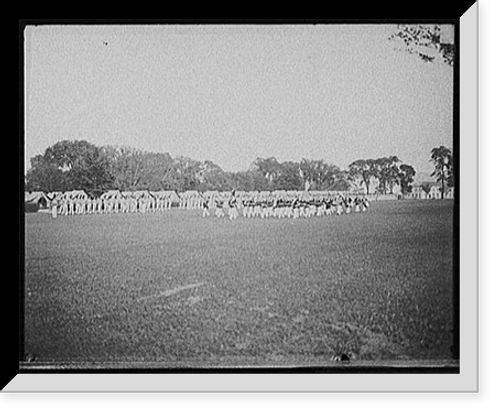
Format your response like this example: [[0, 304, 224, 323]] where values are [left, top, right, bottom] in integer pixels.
[[24, 24, 454, 175]]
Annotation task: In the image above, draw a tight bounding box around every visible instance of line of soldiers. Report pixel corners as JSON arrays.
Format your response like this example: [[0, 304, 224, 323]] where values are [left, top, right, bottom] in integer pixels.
[[49, 191, 370, 220], [202, 195, 370, 220], [51, 196, 174, 217]]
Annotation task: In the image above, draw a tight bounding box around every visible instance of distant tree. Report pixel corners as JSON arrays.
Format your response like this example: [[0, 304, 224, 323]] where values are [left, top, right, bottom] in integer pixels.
[[375, 156, 400, 194], [398, 164, 416, 197], [198, 160, 232, 192], [348, 159, 378, 195], [299, 159, 335, 191], [331, 170, 351, 191], [430, 146, 453, 199], [298, 159, 315, 190], [252, 157, 281, 190], [389, 24, 455, 66], [26, 140, 114, 192], [232, 170, 268, 192], [174, 156, 202, 191], [25, 154, 67, 192], [273, 161, 302, 191], [104, 146, 171, 191]]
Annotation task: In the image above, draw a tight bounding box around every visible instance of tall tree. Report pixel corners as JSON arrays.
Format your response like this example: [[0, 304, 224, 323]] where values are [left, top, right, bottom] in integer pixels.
[[348, 159, 378, 195], [298, 159, 342, 191], [25, 154, 67, 192], [273, 161, 302, 191], [375, 156, 401, 194], [197, 160, 232, 192], [252, 157, 281, 190], [430, 146, 453, 199], [232, 170, 268, 192], [26, 140, 114, 192], [331, 170, 351, 191], [398, 164, 416, 197]]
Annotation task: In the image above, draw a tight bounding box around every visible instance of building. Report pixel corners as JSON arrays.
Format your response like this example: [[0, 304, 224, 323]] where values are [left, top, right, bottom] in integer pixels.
[[409, 182, 454, 199]]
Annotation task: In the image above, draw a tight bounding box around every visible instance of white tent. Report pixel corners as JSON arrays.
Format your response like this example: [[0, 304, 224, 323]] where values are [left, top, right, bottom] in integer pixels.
[[25, 191, 50, 207], [180, 190, 201, 199], [132, 190, 153, 199], [101, 190, 122, 199], [46, 191, 62, 200], [164, 191, 180, 202], [62, 190, 88, 200], [149, 190, 180, 202]]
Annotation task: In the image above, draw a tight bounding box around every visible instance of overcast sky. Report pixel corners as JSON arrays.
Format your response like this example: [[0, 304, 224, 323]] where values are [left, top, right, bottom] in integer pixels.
[[24, 24, 453, 174]]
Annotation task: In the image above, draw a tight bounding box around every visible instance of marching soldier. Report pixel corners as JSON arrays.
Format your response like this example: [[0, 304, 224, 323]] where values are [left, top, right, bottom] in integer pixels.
[[60, 198, 68, 216], [215, 199, 225, 218], [228, 198, 238, 220], [202, 198, 210, 217], [51, 200, 58, 218], [242, 199, 249, 218], [292, 198, 300, 219], [96, 197, 103, 214], [362, 197, 369, 212]]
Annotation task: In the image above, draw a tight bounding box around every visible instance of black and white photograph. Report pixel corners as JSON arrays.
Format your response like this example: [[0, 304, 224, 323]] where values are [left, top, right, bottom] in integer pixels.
[[19, 18, 471, 388]]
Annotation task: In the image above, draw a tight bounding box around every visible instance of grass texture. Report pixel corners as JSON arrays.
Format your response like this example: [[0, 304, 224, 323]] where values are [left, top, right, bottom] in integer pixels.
[[24, 200, 454, 366]]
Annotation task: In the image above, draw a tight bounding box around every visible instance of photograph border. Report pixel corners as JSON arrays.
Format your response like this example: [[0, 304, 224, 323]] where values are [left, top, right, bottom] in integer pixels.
[[5, 5, 479, 392]]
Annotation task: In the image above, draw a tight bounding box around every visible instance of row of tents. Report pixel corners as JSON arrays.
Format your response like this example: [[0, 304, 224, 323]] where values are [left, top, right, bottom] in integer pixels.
[[25, 189, 367, 209]]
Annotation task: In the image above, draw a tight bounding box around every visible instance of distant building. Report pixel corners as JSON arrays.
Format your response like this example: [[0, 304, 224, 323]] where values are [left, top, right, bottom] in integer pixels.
[[409, 181, 454, 199]]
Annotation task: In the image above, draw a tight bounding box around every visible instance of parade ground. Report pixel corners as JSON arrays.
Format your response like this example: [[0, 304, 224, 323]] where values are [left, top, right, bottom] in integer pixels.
[[23, 200, 455, 367]]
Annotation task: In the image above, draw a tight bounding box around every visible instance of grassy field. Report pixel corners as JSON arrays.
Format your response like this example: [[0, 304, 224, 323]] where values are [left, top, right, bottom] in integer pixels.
[[23, 200, 455, 367]]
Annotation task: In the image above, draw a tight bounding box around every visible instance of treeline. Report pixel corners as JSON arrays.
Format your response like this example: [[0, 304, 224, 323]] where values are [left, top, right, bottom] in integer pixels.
[[25, 140, 420, 195]]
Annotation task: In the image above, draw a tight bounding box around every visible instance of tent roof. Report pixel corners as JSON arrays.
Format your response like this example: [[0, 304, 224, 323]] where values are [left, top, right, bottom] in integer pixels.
[[165, 191, 180, 201], [62, 190, 88, 199], [25, 191, 50, 203], [149, 190, 180, 200], [101, 190, 122, 199], [180, 190, 200, 197], [131, 190, 153, 198]]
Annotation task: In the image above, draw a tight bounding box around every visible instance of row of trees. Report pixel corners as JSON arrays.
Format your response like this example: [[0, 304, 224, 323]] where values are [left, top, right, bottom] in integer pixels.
[[25, 140, 453, 197]]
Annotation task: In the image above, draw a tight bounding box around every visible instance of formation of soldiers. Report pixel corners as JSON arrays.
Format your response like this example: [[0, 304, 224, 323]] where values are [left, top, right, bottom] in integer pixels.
[[48, 190, 370, 220], [202, 194, 370, 220], [50, 194, 174, 217]]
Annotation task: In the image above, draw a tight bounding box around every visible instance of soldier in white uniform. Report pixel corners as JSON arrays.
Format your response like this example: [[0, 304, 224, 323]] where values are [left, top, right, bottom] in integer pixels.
[[59, 199, 68, 216], [202, 199, 210, 217], [51, 200, 58, 218], [215, 199, 224, 218]]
